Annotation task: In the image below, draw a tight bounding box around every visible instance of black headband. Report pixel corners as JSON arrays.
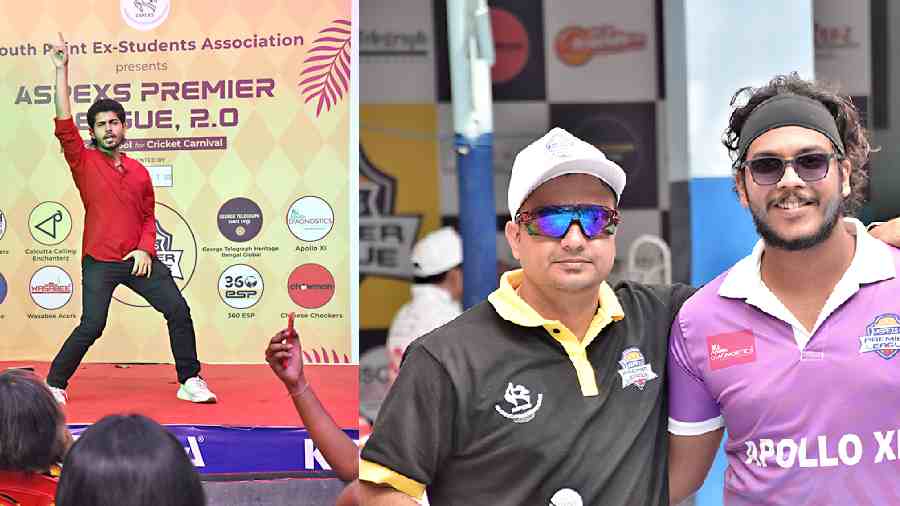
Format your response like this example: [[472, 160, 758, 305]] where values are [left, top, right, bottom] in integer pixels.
[[737, 94, 845, 164]]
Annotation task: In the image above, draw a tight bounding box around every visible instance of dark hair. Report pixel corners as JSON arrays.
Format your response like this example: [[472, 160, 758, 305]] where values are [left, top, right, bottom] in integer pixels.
[[86, 99, 126, 130], [0, 369, 67, 473], [722, 73, 874, 214], [56, 414, 206, 506]]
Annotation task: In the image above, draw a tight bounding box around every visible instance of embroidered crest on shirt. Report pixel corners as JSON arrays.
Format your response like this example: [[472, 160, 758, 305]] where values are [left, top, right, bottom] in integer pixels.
[[495, 382, 543, 423], [617, 347, 657, 390], [707, 330, 757, 370], [858, 313, 900, 360]]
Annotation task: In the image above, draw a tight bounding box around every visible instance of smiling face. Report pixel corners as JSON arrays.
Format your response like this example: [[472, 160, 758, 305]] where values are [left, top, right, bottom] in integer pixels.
[[505, 173, 617, 295], [737, 126, 851, 251]]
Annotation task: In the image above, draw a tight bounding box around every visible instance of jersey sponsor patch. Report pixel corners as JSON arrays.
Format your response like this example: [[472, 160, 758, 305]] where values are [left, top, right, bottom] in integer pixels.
[[495, 382, 543, 423], [858, 313, 900, 360], [707, 330, 757, 371], [617, 347, 657, 390]]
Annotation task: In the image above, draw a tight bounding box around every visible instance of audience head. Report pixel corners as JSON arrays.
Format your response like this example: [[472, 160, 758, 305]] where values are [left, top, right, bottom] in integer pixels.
[[0, 369, 69, 473], [56, 414, 206, 506]]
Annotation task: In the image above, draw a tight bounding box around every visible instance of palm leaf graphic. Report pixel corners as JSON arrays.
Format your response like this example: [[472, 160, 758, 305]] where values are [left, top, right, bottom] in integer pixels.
[[300, 19, 351, 117], [302, 347, 351, 364]]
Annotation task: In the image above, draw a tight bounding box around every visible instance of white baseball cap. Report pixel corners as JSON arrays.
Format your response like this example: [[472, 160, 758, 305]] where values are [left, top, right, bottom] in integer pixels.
[[507, 127, 627, 218], [410, 227, 463, 277]]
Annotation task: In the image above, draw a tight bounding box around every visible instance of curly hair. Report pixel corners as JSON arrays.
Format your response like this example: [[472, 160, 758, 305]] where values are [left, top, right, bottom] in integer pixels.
[[722, 73, 874, 214]]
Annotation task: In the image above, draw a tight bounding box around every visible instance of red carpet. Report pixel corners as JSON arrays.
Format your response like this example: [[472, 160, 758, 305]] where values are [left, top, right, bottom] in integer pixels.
[[1, 361, 357, 428]]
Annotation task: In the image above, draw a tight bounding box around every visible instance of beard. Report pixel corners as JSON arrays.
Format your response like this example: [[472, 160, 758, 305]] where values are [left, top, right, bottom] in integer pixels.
[[749, 191, 844, 251], [101, 134, 124, 150]]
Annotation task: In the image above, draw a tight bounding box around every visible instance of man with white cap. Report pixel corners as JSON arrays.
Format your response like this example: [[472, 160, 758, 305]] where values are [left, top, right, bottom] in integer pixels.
[[386, 227, 464, 383], [359, 127, 695, 505]]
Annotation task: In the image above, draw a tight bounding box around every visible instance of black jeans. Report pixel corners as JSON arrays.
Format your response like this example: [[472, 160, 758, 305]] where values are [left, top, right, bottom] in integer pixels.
[[47, 256, 201, 389]]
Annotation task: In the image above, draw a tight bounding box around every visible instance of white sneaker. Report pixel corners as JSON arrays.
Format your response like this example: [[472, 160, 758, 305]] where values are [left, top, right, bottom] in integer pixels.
[[48, 385, 68, 405], [177, 377, 217, 403]]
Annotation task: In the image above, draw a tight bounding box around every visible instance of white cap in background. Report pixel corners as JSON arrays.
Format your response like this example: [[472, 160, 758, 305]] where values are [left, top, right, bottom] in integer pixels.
[[410, 227, 463, 277]]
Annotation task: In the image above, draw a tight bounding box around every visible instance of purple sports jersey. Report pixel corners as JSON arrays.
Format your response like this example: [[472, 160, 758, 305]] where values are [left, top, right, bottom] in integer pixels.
[[669, 220, 900, 505]]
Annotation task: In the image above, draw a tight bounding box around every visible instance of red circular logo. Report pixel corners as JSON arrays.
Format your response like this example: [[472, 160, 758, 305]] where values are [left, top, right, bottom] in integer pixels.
[[490, 7, 529, 84], [288, 264, 335, 309]]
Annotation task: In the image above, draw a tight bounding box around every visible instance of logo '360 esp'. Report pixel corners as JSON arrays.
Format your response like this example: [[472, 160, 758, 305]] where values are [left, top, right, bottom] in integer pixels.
[[218, 264, 264, 309]]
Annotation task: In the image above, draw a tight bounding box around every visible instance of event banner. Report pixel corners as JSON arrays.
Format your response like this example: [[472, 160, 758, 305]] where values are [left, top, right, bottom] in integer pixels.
[[69, 424, 360, 476], [0, 1, 355, 364]]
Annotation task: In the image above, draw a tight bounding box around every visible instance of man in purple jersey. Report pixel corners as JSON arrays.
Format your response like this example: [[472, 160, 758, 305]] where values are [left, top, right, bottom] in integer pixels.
[[668, 73, 900, 505]]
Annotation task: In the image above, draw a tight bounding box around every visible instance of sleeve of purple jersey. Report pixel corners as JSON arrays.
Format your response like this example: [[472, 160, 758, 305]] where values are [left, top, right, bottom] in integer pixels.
[[667, 316, 725, 435]]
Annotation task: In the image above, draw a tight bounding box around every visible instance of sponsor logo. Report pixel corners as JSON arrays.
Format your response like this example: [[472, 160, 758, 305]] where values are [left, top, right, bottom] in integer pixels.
[[555, 25, 647, 66], [218, 264, 264, 309], [361, 30, 430, 58], [545, 129, 578, 158], [550, 488, 583, 506], [0, 272, 7, 304], [287, 196, 334, 242], [184, 436, 206, 467], [217, 197, 263, 243], [859, 314, 900, 360], [30, 266, 73, 310], [287, 263, 335, 309], [707, 330, 757, 370], [495, 381, 543, 423], [114, 203, 197, 307], [745, 433, 868, 469], [815, 23, 859, 52], [359, 148, 420, 278], [617, 346, 657, 390], [147, 165, 174, 187], [29, 201, 72, 246], [120, 0, 170, 31], [0, 209, 6, 240], [156, 220, 184, 279], [490, 7, 529, 83]]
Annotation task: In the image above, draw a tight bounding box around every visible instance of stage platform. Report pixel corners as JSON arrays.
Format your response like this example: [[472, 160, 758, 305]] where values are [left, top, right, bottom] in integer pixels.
[[2, 361, 358, 479]]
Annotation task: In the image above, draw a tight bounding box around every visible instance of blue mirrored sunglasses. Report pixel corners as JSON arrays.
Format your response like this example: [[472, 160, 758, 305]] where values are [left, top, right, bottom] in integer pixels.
[[515, 205, 620, 239]]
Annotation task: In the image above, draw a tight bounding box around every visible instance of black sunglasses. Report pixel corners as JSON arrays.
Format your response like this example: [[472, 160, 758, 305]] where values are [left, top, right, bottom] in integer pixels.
[[741, 152, 841, 186]]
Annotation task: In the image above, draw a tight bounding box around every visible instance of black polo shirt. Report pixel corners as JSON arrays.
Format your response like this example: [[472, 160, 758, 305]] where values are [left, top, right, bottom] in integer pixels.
[[361, 270, 695, 506]]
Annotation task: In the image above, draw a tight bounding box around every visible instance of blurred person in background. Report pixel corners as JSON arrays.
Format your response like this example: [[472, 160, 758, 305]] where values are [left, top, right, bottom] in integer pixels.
[[386, 227, 464, 384]]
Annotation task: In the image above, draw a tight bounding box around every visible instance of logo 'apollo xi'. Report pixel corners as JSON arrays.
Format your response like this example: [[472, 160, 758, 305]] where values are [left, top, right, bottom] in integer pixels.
[[859, 314, 900, 360], [359, 148, 420, 278], [495, 382, 543, 423]]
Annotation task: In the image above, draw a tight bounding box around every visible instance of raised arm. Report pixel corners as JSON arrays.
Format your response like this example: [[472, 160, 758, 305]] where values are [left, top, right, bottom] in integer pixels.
[[51, 32, 71, 120], [265, 328, 359, 481]]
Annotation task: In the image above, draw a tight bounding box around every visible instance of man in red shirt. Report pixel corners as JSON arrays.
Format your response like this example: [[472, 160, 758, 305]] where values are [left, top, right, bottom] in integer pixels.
[[45, 33, 216, 405]]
